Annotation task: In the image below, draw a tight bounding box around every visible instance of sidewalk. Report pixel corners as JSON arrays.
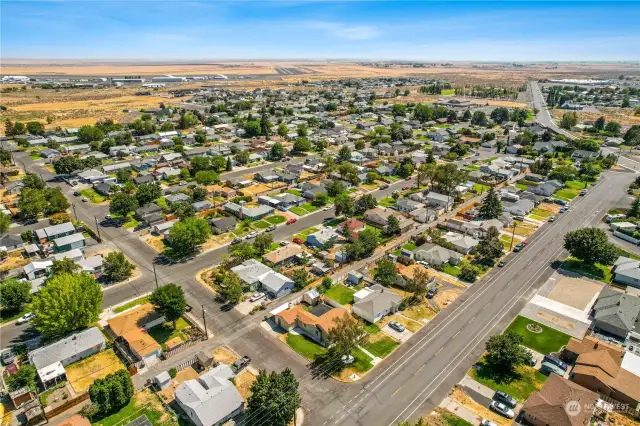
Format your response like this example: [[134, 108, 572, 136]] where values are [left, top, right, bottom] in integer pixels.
[[439, 396, 480, 425]]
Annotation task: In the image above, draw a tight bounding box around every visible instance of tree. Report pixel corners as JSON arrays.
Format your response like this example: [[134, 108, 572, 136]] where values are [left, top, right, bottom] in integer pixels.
[[374, 258, 398, 286], [246, 369, 301, 426], [293, 138, 312, 154], [116, 168, 132, 183], [605, 121, 622, 136], [194, 170, 220, 185], [338, 145, 351, 163], [226, 156, 233, 171], [624, 125, 640, 146], [564, 228, 617, 265], [328, 314, 367, 354], [312, 192, 329, 207], [0, 148, 12, 165], [254, 233, 274, 255], [0, 212, 10, 234], [334, 194, 355, 217], [89, 370, 133, 415], [622, 93, 631, 108], [50, 258, 81, 276], [45, 187, 70, 215], [220, 272, 244, 304], [103, 252, 135, 282], [406, 267, 431, 299], [358, 229, 378, 257], [192, 187, 207, 202], [297, 123, 308, 137], [594, 116, 606, 131], [135, 183, 162, 206], [397, 419, 428, 426], [629, 196, 640, 218], [270, 142, 285, 160], [78, 125, 104, 143], [471, 111, 488, 126], [109, 193, 139, 218], [416, 163, 436, 189], [385, 215, 401, 237], [478, 187, 502, 219], [326, 180, 346, 197], [459, 266, 478, 283], [228, 242, 256, 263], [0, 278, 32, 312], [560, 112, 578, 129], [190, 156, 211, 173], [292, 269, 309, 290], [490, 107, 509, 124], [53, 156, 83, 175], [485, 330, 529, 372], [355, 194, 377, 214], [211, 155, 226, 172], [22, 173, 46, 190], [168, 217, 211, 258], [477, 235, 504, 263], [235, 150, 250, 165], [150, 284, 186, 328], [277, 123, 289, 138], [260, 113, 272, 140], [6, 365, 36, 392], [549, 165, 577, 182], [178, 113, 199, 130], [31, 272, 102, 338], [17, 188, 47, 219]]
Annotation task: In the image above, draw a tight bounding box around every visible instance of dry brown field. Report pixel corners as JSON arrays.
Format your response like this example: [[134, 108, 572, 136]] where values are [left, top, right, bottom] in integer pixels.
[[552, 107, 640, 126]]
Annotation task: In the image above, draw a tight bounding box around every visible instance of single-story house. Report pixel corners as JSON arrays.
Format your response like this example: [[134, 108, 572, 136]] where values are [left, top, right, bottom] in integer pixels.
[[192, 200, 213, 212], [363, 207, 414, 233], [395, 264, 433, 288], [396, 198, 423, 213], [166, 193, 191, 205], [223, 203, 274, 221], [306, 228, 340, 249], [106, 303, 165, 366], [503, 199, 535, 216], [133, 174, 155, 186], [443, 232, 479, 254], [260, 271, 295, 298], [35, 222, 75, 242], [611, 256, 640, 288], [263, 244, 304, 267], [53, 233, 86, 252], [352, 284, 402, 324], [425, 192, 454, 210], [590, 286, 640, 340], [28, 327, 105, 388], [274, 304, 348, 346], [274, 192, 305, 207], [230, 259, 273, 291], [210, 217, 237, 235], [0, 235, 24, 252], [411, 243, 462, 265], [336, 218, 366, 236], [23, 260, 53, 280]]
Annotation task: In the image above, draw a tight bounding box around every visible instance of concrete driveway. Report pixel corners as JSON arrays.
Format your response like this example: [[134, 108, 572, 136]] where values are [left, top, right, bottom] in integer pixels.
[[382, 324, 413, 342]]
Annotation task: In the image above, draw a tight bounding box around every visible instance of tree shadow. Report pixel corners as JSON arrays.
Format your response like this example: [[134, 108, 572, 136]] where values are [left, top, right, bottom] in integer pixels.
[[310, 348, 346, 379], [474, 360, 522, 385]]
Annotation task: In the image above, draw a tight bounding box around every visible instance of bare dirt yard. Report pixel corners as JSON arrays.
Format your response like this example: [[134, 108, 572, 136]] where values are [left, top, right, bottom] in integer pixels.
[[552, 107, 640, 127], [66, 349, 126, 393]]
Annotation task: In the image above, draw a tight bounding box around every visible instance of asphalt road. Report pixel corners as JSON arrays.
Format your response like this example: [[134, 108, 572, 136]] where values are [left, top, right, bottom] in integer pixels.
[[305, 169, 635, 426], [530, 81, 577, 140]]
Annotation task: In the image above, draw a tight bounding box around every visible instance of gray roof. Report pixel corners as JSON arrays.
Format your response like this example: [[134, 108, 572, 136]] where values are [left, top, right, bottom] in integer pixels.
[[210, 216, 237, 230], [35, 222, 75, 240], [592, 286, 640, 333], [260, 271, 294, 294], [175, 364, 244, 426], [353, 284, 402, 317], [53, 232, 85, 247], [29, 327, 105, 371], [426, 191, 454, 203], [414, 243, 462, 263], [0, 235, 23, 248], [275, 193, 304, 204], [613, 256, 640, 281], [230, 259, 272, 285]]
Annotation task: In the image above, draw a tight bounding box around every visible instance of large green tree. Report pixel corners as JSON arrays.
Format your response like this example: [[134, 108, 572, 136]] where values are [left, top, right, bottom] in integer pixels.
[[219, 272, 244, 304], [478, 186, 502, 219], [109, 193, 139, 218], [50, 258, 81, 276], [0, 278, 32, 312], [246, 369, 301, 426], [31, 272, 103, 338], [374, 258, 398, 286], [6, 365, 36, 392], [149, 284, 186, 328], [334, 194, 355, 217], [328, 314, 367, 355], [17, 188, 47, 219], [88, 370, 133, 415], [0, 212, 11, 234], [103, 252, 135, 282], [254, 232, 274, 255], [563, 227, 617, 265], [135, 183, 162, 206], [485, 330, 529, 372], [168, 217, 211, 258]]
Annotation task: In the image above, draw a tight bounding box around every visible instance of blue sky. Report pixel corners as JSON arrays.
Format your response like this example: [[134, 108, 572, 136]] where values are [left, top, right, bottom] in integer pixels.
[[2, 1, 639, 61]]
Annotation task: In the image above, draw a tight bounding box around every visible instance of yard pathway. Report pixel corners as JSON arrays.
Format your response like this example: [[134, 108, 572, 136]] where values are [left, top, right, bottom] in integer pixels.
[[438, 396, 481, 425]]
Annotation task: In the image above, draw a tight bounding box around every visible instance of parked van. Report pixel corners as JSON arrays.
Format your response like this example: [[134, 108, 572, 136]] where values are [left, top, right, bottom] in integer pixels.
[[543, 354, 567, 371]]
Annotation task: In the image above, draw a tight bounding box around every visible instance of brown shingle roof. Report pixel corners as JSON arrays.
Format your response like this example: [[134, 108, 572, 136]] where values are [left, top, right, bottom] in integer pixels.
[[106, 303, 164, 337], [276, 305, 348, 333], [263, 244, 304, 264], [122, 329, 161, 357], [522, 374, 598, 426], [566, 336, 624, 361]]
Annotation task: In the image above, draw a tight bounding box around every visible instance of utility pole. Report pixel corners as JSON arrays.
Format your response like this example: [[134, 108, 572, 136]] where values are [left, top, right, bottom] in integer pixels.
[[202, 305, 208, 339], [93, 216, 101, 241], [72, 203, 78, 222], [509, 221, 517, 251], [152, 263, 159, 289]]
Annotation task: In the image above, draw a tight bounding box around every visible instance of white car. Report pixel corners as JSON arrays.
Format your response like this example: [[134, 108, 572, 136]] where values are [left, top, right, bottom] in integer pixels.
[[489, 401, 515, 419], [245, 231, 259, 239], [249, 292, 265, 302], [323, 206, 332, 211], [416, 261, 429, 267], [16, 312, 35, 325], [480, 420, 497, 426]]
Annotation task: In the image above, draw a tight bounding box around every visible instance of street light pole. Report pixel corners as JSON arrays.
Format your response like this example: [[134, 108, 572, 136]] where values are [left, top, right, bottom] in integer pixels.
[[93, 216, 102, 241], [153, 263, 159, 289], [509, 220, 517, 251], [202, 305, 208, 339], [72, 203, 78, 222]]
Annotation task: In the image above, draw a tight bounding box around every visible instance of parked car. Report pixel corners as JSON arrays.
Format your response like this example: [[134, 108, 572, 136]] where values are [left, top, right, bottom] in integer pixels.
[[286, 218, 297, 225], [249, 292, 265, 302], [521, 241, 529, 247], [480, 420, 497, 426], [497, 261, 506, 267], [279, 240, 289, 246], [73, 191, 81, 196], [555, 199, 567, 206], [580, 189, 588, 196], [379, 184, 389, 190], [81, 197, 89, 202], [293, 238, 304, 244], [559, 206, 569, 213], [426, 287, 438, 299], [513, 242, 524, 252], [489, 401, 515, 419], [16, 312, 35, 325], [402, 186, 409, 190], [388, 321, 405, 333], [232, 356, 251, 373], [416, 260, 429, 267], [548, 215, 556, 222], [323, 206, 332, 211], [231, 238, 242, 245], [543, 354, 568, 371], [513, 215, 525, 221], [266, 225, 276, 232], [246, 231, 259, 239], [494, 391, 517, 408], [1, 350, 15, 365]]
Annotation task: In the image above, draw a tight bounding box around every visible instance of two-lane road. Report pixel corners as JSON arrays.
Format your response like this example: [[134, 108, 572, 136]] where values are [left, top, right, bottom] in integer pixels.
[[530, 80, 577, 141]]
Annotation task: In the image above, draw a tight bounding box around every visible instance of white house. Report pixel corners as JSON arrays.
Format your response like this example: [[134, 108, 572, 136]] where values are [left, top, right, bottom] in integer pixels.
[[352, 284, 402, 323]]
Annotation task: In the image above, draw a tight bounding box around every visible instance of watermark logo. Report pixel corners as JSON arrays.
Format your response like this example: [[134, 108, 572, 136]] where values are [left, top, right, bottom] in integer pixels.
[[565, 400, 582, 417]]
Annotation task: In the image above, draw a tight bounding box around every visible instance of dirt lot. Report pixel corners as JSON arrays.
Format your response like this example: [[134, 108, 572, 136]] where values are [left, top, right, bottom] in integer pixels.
[[378, 313, 423, 333], [552, 107, 640, 127], [66, 349, 126, 393], [159, 366, 199, 403], [212, 345, 241, 365], [235, 370, 257, 404], [0, 251, 30, 273], [142, 234, 167, 253], [433, 287, 463, 310], [547, 276, 604, 310]]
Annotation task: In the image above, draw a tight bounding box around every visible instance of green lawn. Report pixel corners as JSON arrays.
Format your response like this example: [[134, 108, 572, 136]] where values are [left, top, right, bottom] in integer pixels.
[[561, 257, 612, 282], [123, 217, 140, 229], [379, 197, 396, 208], [265, 215, 286, 224], [465, 165, 481, 172], [473, 183, 489, 193], [530, 208, 553, 218], [364, 323, 381, 334], [402, 242, 417, 251], [286, 333, 328, 359], [147, 317, 190, 349], [363, 335, 400, 358], [28, 153, 42, 160], [499, 235, 514, 250], [515, 183, 528, 191], [442, 264, 462, 277], [565, 180, 588, 190], [253, 220, 270, 229], [289, 206, 307, 216], [441, 88, 455, 96], [440, 410, 474, 426], [555, 188, 579, 201], [154, 197, 169, 211], [286, 189, 302, 196], [113, 296, 149, 314], [469, 359, 548, 401], [301, 203, 319, 213], [293, 227, 319, 241], [505, 315, 571, 354], [80, 188, 106, 203], [91, 391, 173, 426], [324, 285, 356, 305], [350, 347, 374, 373]]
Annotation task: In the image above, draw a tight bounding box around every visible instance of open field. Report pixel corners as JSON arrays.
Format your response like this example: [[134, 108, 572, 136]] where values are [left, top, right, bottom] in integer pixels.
[[66, 350, 125, 393], [552, 107, 640, 127]]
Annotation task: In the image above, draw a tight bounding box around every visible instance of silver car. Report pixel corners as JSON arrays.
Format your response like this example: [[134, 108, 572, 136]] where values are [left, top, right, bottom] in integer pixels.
[[489, 401, 515, 419]]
